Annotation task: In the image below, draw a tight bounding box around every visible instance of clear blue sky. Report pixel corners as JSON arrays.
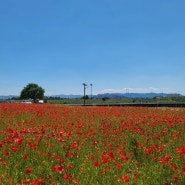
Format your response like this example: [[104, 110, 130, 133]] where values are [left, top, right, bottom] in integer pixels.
[[1, 0, 185, 96]]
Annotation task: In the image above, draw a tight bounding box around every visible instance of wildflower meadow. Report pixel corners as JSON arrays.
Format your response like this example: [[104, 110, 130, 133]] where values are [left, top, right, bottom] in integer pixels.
[[0, 103, 185, 185]]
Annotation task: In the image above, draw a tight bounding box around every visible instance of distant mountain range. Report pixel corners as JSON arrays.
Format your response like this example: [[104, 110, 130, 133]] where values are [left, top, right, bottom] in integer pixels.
[[93, 93, 182, 99], [46, 92, 182, 99], [47, 94, 82, 99], [0, 95, 19, 100], [0, 93, 182, 100]]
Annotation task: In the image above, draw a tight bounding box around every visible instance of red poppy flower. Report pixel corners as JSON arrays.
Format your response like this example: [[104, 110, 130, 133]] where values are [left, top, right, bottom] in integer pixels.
[[177, 146, 185, 154], [14, 137, 23, 145], [94, 161, 100, 167], [159, 155, 172, 163], [123, 175, 130, 182], [63, 173, 71, 180], [52, 165, 65, 174], [24, 179, 30, 184], [23, 154, 29, 159], [182, 168, 185, 174], [26, 168, 33, 174], [173, 176, 178, 181]]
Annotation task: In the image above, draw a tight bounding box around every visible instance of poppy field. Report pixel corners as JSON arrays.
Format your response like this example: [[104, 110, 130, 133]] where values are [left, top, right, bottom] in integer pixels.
[[0, 103, 185, 185]]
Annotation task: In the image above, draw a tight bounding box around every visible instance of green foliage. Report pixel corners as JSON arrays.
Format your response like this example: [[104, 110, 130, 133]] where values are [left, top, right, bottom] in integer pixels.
[[20, 83, 45, 101], [102, 97, 110, 101], [171, 96, 185, 102], [81, 95, 89, 100]]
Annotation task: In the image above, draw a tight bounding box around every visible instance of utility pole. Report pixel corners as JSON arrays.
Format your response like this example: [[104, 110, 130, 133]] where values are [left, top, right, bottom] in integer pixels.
[[90, 84, 92, 100], [126, 88, 129, 98], [82, 83, 88, 105]]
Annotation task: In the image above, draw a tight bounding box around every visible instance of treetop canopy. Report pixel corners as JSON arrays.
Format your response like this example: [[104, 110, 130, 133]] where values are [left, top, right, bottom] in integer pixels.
[[20, 83, 45, 101]]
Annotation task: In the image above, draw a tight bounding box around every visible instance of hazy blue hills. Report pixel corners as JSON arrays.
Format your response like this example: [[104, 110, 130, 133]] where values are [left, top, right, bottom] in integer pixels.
[[47, 94, 82, 99], [0, 95, 19, 99], [0, 93, 182, 100], [42, 92, 183, 99], [94, 93, 182, 99]]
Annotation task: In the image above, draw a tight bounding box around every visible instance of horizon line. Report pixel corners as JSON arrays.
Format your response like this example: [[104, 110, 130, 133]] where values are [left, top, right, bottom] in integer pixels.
[[0, 91, 184, 97]]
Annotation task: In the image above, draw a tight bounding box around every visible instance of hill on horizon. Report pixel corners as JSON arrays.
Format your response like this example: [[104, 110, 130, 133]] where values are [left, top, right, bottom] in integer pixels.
[[0, 92, 183, 100]]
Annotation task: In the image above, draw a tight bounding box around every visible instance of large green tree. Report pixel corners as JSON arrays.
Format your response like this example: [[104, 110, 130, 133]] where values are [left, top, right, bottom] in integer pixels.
[[20, 83, 45, 102]]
